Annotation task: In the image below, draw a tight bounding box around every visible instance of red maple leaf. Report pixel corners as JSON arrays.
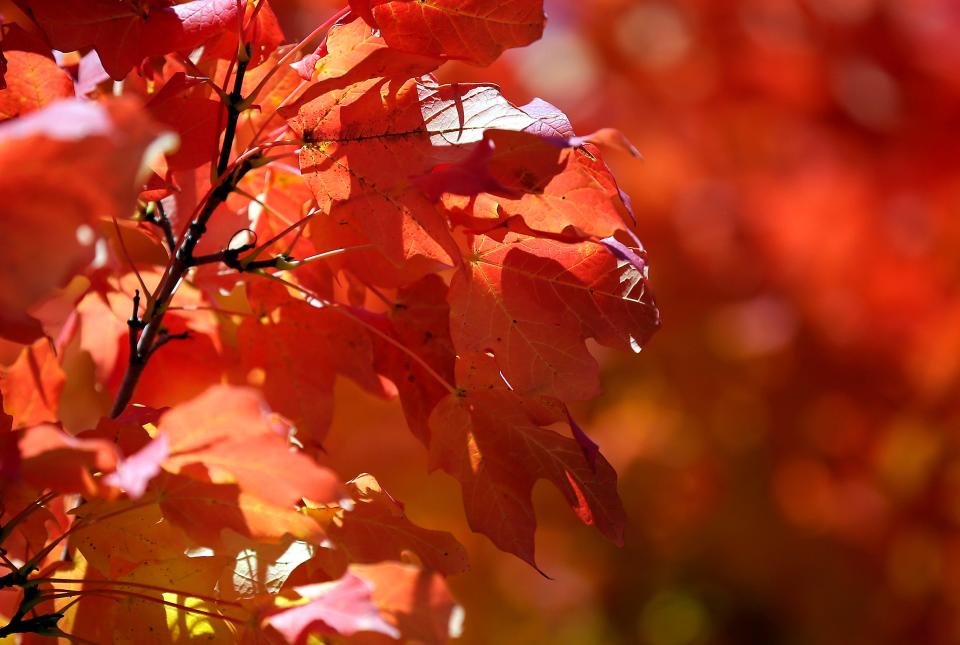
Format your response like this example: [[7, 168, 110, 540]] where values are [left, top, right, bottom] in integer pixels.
[[16, 0, 242, 79], [449, 234, 658, 400], [351, 0, 545, 65], [428, 352, 626, 569]]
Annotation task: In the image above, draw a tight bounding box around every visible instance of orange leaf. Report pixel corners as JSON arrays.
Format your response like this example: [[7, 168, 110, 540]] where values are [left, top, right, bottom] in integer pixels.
[[19, 0, 242, 80], [287, 79, 578, 266], [0, 24, 72, 121], [17, 424, 117, 495], [236, 304, 387, 450], [159, 385, 344, 508], [158, 473, 326, 545], [428, 353, 625, 569], [146, 72, 222, 171], [449, 234, 659, 400], [443, 133, 636, 239], [373, 275, 456, 444], [265, 570, 399, 642], [292, 17, 440, 92], [349, 561, 462, 644], [0, 98, 163, 341], [354, 0, 545, 66], [0, 339, 64, 428], [323, 474, 469, 576]]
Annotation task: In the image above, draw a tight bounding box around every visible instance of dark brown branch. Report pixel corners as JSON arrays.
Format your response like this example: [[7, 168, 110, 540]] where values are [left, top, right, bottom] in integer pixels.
[[143, 201, 176, 252], [126, 289, 144, 361], [190, 247, 291, 272], [189, 241, 256, 267], [154, 201, 176, 250], [0, 584, 61, 638], [217, 46, 251, 176], [109, 54, 255, 419], [146, 330, 191, 358], [236, 255, 294, 271]]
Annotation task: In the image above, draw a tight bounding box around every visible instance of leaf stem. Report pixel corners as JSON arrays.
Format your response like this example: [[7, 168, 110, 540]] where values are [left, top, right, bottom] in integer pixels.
[[234, 186, 294, 227], [0, 492, 58, 547], [247, 80, 310, 150], [111, 216, 149, 297], [246, 0, 267, 28], [242, 209, 319, 268], [42, 588, 245, 625], [167, 305, 254, 317], [0, 550, 17, 571], [175, 54, 230, 102], [37, 579, 243, 607], [245, 5, 350, 106], [147, 200, 177, 252], [56, 628, 100, 645]]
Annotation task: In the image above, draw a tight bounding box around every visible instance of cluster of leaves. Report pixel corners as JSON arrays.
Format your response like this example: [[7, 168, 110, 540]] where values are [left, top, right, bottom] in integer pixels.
[[0, 0, 657, 641]]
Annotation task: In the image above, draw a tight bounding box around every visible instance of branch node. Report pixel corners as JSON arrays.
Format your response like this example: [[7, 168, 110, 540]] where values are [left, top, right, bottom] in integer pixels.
[[126, 290, 146, 362], [110, 52, 252, 420], [147, 330, 192, 359]]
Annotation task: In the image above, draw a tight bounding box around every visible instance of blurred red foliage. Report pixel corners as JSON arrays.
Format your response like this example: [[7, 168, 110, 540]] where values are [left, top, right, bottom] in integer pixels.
[[265, 1, 960, 643]]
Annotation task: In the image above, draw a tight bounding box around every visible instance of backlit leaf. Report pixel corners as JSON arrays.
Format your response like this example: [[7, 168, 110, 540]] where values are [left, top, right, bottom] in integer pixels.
[[427, 353, 625, 568], [352, 0, 545, 66], [17, 0, 242, 79]]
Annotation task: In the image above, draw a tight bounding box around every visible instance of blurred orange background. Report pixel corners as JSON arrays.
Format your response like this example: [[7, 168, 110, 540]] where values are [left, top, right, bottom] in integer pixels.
[[269, 1, 960, 643]]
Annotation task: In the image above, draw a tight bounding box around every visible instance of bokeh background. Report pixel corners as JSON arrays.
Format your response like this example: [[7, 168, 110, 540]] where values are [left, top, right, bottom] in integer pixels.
[[280, 1, 960, 643]]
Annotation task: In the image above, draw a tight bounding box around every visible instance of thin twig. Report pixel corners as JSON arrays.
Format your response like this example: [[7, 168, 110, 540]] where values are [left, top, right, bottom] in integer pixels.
[[192, 243, 369, 274], [175, 54, 230, 101], [245, 0, 267, 29], [167, 304, 254, 317], [17, 519, 88, 579], [38, 578, 243, 607], [256, 139, 301, 150], [112, 216, 149, 298], [126, 289, 143, 360], [245, 6, 349, 105], [42, 589, 245, 626], [218, 47, 251, 176], [234, 186, 294, 227], [362, 281, 394, 308], [190, 237, 256, 267], [0, 492, 59, 547], [58, 629, 101, 645], [56, 595, 86, 616], [245, 208, 320, 263], [153, 201, 177, 251], [73, 498, 158, 527], [140, 201, 177, 253], [0, 550, 18, 571], [246, 79, 310, 149], [146, 331, 191, 358], [110, 81, 257, 418]]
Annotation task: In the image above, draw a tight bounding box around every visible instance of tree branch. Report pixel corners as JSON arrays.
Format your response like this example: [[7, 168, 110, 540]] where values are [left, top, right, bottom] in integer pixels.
[[145, 330, 191, 358], [126, 289, 144, 361], [217, 44, 251, 177], [109, 51, 256, 419], [154, 201, 177, 251]]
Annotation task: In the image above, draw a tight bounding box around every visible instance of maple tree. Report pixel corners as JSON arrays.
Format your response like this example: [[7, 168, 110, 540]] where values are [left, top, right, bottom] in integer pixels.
[[0, 0, 658, 642]]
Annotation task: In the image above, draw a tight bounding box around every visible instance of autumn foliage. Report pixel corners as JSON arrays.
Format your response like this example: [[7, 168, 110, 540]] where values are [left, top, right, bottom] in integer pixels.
[[0, 0, 657, 641]]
